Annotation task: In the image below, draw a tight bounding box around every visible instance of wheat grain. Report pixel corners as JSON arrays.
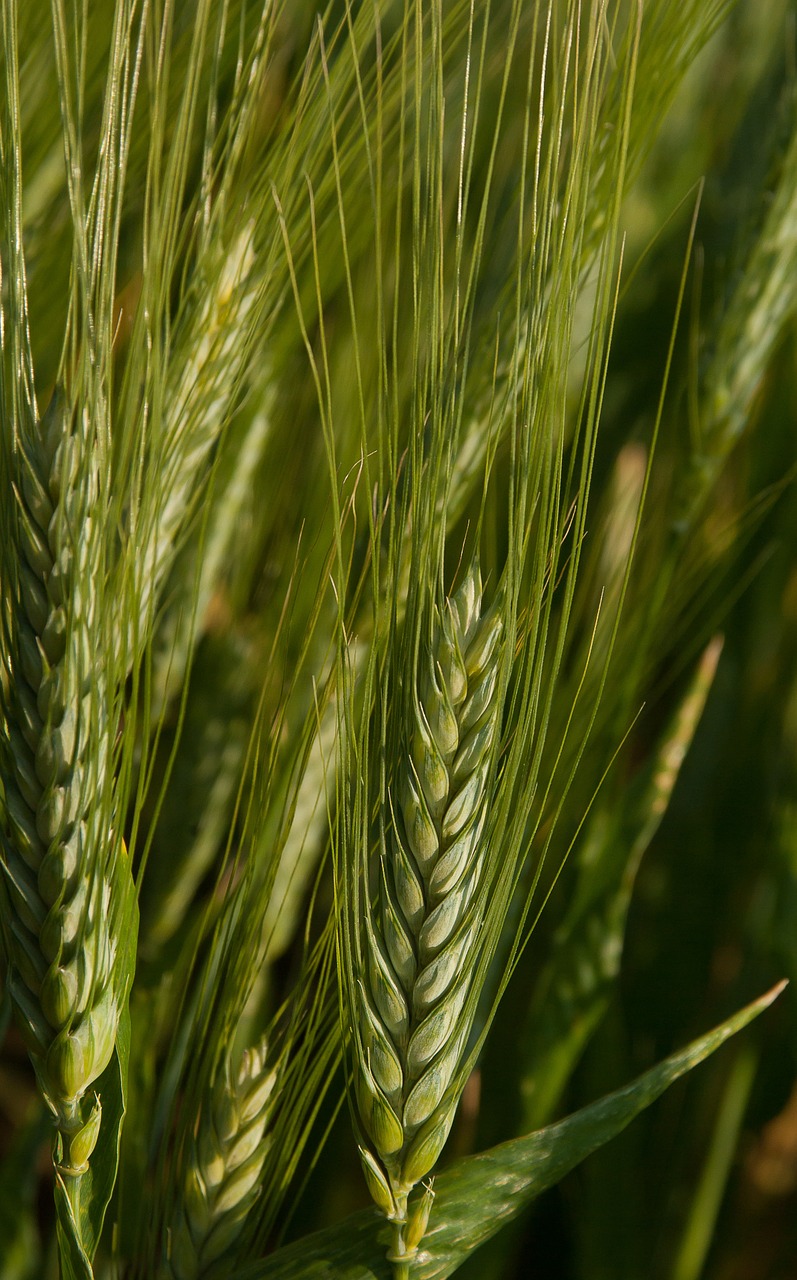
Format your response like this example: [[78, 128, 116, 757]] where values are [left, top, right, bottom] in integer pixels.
[[0, 390, 130, 1174], [166, 1039, 277, 1280], [352, 562, 503, 1269]]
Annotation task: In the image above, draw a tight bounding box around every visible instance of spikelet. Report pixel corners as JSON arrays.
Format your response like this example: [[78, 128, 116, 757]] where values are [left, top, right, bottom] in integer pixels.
[[353, 562, 504, 1268], [167, 1040, 277, 1280], [0, 391, 134, 1174]]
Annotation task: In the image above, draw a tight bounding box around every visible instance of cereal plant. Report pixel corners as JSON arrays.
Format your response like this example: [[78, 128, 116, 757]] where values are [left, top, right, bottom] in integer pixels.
[[1, 3, 795, 1279]]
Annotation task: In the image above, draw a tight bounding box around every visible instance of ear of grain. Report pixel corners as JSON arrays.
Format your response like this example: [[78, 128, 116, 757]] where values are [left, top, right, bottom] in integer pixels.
[[166, 1040, 277, 1280], [0, 390, 134, 1175], [352, 563, 504, 1270], [135, 228, 257, 641]]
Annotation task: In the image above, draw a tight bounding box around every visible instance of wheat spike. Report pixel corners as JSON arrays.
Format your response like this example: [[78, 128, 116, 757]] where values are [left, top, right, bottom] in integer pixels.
[[0, 391, 133, 1174], [167, 1040, 277, 1280], [353, 562, 503, 1268], [135, 227, 257, 637]]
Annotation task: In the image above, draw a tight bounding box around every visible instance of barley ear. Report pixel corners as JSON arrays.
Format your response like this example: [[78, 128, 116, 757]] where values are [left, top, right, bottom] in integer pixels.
[[350, 561, 504, 1274], [0, 390, 136, 1177], [166, 1039, 277, 1280]]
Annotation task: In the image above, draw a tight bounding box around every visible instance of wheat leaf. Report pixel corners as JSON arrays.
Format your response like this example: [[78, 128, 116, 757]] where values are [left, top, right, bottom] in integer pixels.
[[239, 982, 784, 1280], [53, 1174, 93, 1280]]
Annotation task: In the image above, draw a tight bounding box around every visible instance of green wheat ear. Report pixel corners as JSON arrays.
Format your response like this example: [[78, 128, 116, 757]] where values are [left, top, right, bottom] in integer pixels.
[[351, 561, 504, 1274], [0, 389, 134, 1175], [165, 1039, 277, 1280]]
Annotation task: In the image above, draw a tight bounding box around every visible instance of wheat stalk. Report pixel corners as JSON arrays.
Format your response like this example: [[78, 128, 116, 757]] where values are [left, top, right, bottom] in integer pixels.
[[0, 389, 132, 1175], [166, 1039, 277, 1280], [350, 562, 504, 1272]]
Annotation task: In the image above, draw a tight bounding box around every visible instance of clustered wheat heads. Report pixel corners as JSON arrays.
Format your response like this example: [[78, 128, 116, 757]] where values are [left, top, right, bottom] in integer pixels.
[[0, 1, 792, 1275], [349, 561, 504, 1271], [0, 390, 135, 1176], [166, 1038, 277, 1280]]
